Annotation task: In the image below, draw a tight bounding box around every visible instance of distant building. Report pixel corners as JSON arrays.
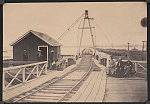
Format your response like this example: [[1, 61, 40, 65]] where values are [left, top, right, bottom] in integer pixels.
[[10, 30, 62, 68]]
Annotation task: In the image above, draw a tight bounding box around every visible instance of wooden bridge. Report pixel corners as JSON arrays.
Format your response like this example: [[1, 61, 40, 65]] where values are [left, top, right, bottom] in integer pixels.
[[3, 49, 147, 102]]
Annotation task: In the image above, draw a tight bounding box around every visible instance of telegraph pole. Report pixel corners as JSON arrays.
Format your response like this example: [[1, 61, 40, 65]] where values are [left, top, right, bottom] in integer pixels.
[[128, 43, 130, 51], [142, 41, 146, 52], [140, 17, 147, 61], [142, 41, 146, 61], [146, 41, 147, 61], [127, 43, 130, 59]]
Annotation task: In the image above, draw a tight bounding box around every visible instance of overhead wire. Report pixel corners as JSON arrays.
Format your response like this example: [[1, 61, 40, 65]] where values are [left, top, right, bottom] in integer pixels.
[[78, 18, 86, 54], [93, 20, 113, 48], [91, 20, 96, 48], [57, 13, 84, 41], [77, 16, 84, 54]]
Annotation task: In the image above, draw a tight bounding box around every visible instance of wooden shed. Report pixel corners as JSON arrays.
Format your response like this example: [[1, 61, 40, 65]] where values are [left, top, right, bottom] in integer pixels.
[[10, 30, 62, 69]]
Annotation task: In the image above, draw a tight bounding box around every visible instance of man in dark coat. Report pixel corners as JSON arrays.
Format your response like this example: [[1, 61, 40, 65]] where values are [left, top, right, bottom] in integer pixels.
[[37, 50, 42, 62], [116, 58, 124, 76], [124, 59, 133, 76]]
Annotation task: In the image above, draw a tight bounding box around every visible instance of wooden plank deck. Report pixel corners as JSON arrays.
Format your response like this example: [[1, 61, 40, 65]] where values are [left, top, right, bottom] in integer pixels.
[[68, 59, 107, 102], [103, 76, 147, 102], [4, 56, 146, 102], [3, 58, 82, 101]]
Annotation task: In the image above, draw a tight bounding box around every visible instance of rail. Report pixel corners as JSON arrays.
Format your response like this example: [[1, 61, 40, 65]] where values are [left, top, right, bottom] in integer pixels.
[[55, 57, 76, 70], [95, 55, 147, 74], [6, 55, 92, 102], [3, 60, 38, 68], [133, 61, 147, 74], [3, 61, 48, 90], [122, 60, 147, 73]]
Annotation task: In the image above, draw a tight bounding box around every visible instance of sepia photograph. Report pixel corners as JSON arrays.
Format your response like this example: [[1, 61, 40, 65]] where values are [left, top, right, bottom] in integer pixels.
[[3, 2, 147, 102]]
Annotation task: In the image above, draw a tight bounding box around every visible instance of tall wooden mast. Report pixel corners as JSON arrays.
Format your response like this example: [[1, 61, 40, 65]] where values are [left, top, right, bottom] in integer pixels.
[[78, 10, 96, 56]]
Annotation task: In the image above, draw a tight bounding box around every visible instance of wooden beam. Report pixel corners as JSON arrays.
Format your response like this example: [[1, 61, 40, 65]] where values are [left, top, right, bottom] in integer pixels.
[[5, 69, 22, 89], [4, 61, 47, 71], [22, 68, 25, 83], [5, 71, 22, 83], [78, 27, 95, 29], [25, 66, 37, 81]]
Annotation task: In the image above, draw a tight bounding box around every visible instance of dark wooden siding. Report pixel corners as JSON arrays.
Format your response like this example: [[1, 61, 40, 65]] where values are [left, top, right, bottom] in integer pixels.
[[13, 32, 61, 69], [48, 46, 60, 69], [48, 46, 60, 61], [13, 32, 49, 61]]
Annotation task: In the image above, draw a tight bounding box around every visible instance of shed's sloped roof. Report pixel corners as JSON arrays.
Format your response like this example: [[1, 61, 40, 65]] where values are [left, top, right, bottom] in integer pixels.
[[10, 30, 62, 46]]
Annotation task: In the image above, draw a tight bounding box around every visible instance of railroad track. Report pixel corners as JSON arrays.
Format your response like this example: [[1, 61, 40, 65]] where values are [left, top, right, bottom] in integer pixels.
[[7, 55, 94, 102]]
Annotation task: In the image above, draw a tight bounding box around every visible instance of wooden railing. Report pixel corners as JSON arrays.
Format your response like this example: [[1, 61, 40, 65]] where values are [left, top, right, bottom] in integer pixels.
[[122, 60, 147, 73], [133, 61, 147, 74], [54, 57, 76, 70], [93, 48, 147, 75], [3, 61, 48, 90], [3, 60, 38, 68]]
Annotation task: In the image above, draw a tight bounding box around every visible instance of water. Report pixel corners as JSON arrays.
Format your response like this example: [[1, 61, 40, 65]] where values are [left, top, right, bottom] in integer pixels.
[[3, 46, 143, 60]]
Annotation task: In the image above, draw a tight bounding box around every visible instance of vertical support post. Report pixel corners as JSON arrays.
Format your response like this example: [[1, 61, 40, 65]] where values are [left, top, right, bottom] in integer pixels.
[[22, 68, 25, 83], [87, 18, 95, 57], [37, 65, 39, 77], [3, 71, 5, 90], [127, 43, 130, 59], [79, 18, 86, 56], [128, 43, 130, 51], [45, 62, 48, 74], [135, 62, 138, 73], [106, 56, 110, 68], [142, 41, 146, 61], [142, 41, 145, 52], [146, 41, 147, 61]]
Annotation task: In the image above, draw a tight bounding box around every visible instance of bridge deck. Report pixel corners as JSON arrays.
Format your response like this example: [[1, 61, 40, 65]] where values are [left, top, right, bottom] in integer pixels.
[[68, 62, 106, 102], [4, 56, 147, 102], [103, 76, 147, 102], [3, 58, 82, 101]]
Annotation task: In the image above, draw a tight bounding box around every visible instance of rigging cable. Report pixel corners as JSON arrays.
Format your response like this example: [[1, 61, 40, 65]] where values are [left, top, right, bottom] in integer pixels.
[[77, 16, 84, 54], [78, 17, 86, 55], [57, 13, 84, 41], [93, 20, 113, 48], [91, 20, 96, 49]]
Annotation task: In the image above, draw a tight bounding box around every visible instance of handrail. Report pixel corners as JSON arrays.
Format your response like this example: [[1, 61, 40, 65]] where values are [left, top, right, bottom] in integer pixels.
[[3, 61, 48, 90], [138, 63, 146, 70], [131, 61, 147, 64], [3, 61, 47, 71], [122, 60, 147, 64], [88, 48, 147, 64]]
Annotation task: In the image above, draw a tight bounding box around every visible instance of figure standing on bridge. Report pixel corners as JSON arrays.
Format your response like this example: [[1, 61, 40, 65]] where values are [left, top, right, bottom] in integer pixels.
[[37, 50, 43, 62], [124, 59, 134, 77], [116, 58, 124, 77], [108, 56, 116, 75]]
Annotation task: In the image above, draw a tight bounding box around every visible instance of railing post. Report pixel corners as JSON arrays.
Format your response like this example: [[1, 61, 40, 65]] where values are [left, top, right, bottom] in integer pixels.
[[45, 62, 48, 74], [135, 62, 138, 73], [37, 65, 39, 77], [3, 71, 5, 90], [22, 68, 26, 83]]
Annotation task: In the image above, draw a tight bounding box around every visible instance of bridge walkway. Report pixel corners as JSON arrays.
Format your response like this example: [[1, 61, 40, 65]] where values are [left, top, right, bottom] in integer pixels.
[[5, 55, 107, 102], [3, 58, 82, 101], [93, 58, 147, 102], [3, 55, 147, 102], [103, 76, 147, 102], [68, 58, 106, 102]]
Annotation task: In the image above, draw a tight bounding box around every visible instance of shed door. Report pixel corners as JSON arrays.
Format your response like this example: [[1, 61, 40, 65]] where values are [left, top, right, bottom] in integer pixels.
[[38, 46, 48, 61]]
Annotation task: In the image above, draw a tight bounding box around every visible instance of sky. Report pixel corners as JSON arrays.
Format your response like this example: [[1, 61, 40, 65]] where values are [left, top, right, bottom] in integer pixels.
[[3, 2, 147, 55]]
